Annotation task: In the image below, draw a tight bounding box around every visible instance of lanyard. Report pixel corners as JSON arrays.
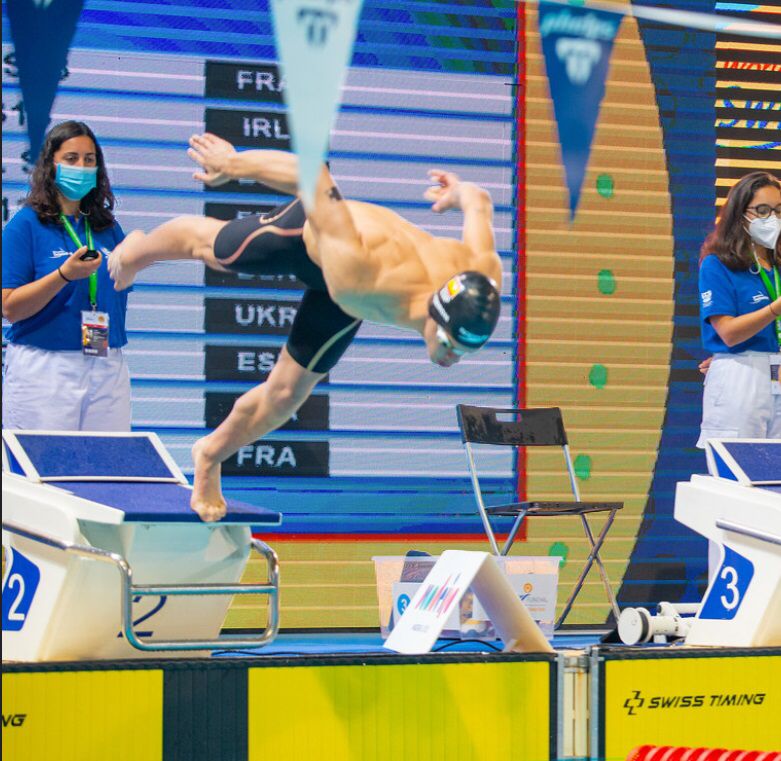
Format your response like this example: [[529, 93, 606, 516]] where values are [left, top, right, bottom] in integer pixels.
[[756, 263, 781, 350], [60, 214, 97, 308]]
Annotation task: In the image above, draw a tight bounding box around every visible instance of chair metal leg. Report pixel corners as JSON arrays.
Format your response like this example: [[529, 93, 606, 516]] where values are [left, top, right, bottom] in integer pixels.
[[580, 510, 621, 620], [464, 441, 501, 555], [555, 509, 619, 628], [500, 510, 528, 556], [477, 503, 501, 556]]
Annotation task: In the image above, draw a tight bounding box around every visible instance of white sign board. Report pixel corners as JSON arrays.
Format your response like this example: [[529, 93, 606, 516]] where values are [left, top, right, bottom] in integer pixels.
[[384, 550, 554, 655]]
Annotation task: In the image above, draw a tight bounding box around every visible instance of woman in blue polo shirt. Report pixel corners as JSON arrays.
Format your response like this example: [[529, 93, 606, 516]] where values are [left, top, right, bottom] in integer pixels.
[[698, 171, 781, 446], [2, 120, 131, 430]]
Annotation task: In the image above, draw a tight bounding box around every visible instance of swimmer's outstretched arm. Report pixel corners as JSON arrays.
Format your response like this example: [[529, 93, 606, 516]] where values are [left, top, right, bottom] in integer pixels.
[[425, 169, 503, 289], [188, 133, 378, 300], [188, 133, 300, 195]]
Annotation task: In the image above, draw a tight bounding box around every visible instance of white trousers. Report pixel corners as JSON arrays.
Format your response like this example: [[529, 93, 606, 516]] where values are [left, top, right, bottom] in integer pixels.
[[2, 344, 131, 431], [697, 350, 781, 448]]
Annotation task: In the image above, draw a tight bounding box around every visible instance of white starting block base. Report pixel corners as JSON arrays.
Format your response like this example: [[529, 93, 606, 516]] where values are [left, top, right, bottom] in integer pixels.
[[674, 439, 781, 647], [2, 431, 281, 662]]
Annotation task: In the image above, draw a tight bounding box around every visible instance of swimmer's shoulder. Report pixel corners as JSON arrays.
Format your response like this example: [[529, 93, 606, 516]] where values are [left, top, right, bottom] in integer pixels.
[[345, 200, 407, 226], [342, 201, 429, 250]]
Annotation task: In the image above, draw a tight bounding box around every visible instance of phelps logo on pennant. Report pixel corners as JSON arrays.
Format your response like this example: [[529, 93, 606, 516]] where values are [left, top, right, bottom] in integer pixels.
[[269, 0, 365, 210], [538, 1, 621, 220]]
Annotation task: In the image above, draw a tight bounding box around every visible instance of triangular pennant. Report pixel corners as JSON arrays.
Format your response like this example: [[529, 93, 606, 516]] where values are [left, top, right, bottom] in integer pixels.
[[538, 2, 621, 220], [6, 0, 86, 162], [270, 0, 364, 210]]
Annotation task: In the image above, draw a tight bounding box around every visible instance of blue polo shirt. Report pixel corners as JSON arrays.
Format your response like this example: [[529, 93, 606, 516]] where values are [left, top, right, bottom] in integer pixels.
[[2, 206, 129, 350], [699, 253, 779, 353]]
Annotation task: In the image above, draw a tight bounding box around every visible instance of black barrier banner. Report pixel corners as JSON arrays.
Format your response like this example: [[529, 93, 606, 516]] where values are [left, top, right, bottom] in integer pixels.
[[205, 392, 329, 430], [205, 107, 291, 149], [202, 178, 278, 195], [204, 269, 304, 290], [203, 108, 292, 194], [204, 202, 276, 221], [205, 297, 299, 335], [205, 60, 286, 103], [205, 344, 282, 381], [222, 440, 329, 476], [204, 344, 331, 383]]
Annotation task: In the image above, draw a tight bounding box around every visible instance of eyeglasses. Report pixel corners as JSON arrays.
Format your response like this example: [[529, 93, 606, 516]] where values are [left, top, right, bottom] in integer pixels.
[[435, 325, 470, 357], [746, 203, 781, 220]]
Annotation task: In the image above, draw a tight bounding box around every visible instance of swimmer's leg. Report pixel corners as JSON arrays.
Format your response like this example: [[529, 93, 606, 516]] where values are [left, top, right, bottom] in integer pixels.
[[190, 346, 325, 522], [109, 215, 230, 290]]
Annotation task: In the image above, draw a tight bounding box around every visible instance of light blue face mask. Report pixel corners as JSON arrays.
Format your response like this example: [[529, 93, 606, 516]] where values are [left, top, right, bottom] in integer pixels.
[[55, 163, 98, 201]]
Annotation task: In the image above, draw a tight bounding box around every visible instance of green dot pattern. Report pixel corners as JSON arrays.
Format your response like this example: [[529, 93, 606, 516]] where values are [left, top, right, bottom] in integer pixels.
[[548, 541, 569, 568], [598, 269, 616, 295], [589, 363, 608, 389], [574, 454, 592, 481], [596, 173, 614, 198]]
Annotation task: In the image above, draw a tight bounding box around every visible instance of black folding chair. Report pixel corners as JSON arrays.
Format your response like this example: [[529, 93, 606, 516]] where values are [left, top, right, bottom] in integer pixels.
[[456, 404, 623, 627]]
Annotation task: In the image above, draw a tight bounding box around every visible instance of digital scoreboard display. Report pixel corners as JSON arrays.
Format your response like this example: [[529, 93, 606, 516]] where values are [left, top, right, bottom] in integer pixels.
[[1, 2, 518, 496]]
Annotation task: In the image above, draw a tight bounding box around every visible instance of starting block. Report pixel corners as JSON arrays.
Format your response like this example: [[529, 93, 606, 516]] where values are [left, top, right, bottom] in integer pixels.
[[674, 439, 781, 647], [1, 430, 281, 661]]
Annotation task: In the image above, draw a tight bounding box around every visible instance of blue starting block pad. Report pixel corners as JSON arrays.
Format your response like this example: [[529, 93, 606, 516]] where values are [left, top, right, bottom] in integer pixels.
[[674, 438, 781, 647], [705, 438, 781, 486], [7, 432, 180, 480], [2, 431, 280, 526], [58, 482, 280, 524], [2, 431, 281, 660]]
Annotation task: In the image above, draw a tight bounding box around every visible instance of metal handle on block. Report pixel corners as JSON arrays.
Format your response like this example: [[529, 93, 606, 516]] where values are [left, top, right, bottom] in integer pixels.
[[2, 521, 280, 652], [714, 519, 781, 547]]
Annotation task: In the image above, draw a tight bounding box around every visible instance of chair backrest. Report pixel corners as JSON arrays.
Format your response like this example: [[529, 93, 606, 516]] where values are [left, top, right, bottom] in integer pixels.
[[456, 405, 568, 447]]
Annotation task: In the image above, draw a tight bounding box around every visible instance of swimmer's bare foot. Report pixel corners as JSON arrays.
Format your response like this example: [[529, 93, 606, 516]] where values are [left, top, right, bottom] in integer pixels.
[[190, 437, 227, 522], [108, 229, 147, 291]]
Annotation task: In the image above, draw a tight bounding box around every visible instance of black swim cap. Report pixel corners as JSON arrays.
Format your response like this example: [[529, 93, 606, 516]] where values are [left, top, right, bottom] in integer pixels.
[[428, 271, 500, 348]]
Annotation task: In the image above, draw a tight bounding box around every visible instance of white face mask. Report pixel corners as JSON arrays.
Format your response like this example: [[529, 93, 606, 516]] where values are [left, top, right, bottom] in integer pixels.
[[746, 214, 781, 250]]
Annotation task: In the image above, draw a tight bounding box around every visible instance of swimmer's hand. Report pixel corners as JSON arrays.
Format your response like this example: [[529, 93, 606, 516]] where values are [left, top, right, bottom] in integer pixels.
[[699, 356, 712, 376], [188, 132, 237, 187], [425, 169, 463, 213], [425, 170, 489, 214]]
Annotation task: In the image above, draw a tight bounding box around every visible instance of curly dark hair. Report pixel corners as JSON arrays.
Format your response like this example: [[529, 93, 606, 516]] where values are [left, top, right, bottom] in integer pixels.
[[699, 171, 781, 270], [25, 120, 116, 231]]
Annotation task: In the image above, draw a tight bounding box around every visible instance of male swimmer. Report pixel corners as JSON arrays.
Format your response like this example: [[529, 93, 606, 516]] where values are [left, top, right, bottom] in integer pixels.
[[109, 133, 502, 521]]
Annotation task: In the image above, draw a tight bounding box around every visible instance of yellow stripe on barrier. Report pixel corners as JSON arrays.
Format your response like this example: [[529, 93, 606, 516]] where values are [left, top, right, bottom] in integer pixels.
[[2, 670, 163, 761], [248, 660, 551, 761]]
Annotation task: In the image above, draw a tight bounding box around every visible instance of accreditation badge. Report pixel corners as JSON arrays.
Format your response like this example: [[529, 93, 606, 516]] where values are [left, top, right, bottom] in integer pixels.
[[770, 356, 781, 396], [81, 310, 109, 357]]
